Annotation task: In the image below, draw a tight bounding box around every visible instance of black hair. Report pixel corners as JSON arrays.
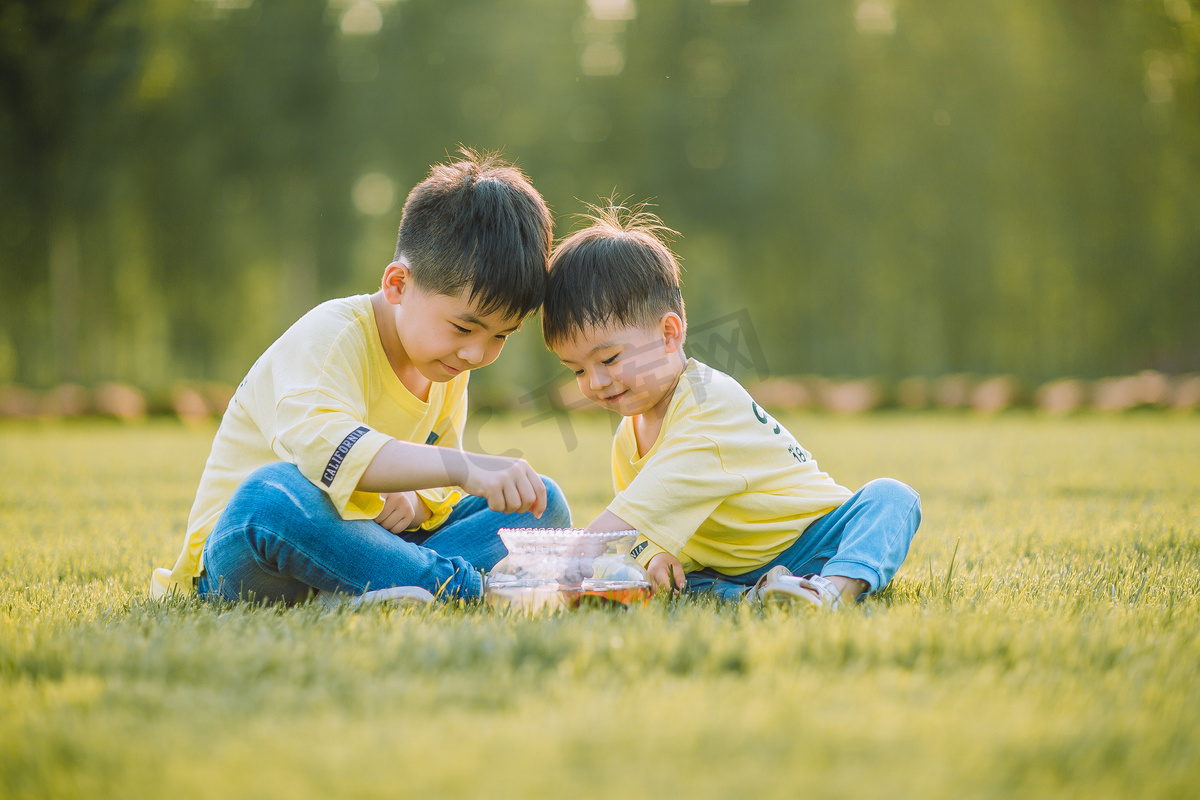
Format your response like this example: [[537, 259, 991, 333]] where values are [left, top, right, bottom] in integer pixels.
[[395, 147, 552, 319], [542, 200, 684, 347]]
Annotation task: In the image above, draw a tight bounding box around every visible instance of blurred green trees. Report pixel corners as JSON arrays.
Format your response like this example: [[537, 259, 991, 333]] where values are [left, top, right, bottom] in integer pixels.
[[1, 0, 1197, 395]]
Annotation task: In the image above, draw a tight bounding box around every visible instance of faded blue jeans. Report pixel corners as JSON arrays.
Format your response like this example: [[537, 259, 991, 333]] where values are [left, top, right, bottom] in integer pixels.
[[685, 478, 921, 601], [196, 462, 571, 605]]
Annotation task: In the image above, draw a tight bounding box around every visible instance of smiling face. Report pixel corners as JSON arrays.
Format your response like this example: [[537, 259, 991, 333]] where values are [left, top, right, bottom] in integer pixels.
[[553, 313, 686, 419], [400, 287, 522, 380], [378, 262, 524, 390]]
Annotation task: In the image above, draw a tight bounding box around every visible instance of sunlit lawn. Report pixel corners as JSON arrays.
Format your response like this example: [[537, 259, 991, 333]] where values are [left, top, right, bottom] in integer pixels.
[[1, 412, 1198, 799]]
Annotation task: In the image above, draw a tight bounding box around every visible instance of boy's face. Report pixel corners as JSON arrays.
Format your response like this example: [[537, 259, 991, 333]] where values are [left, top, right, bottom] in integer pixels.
[[390, 274, 524, 383], [554, 315, 685, 418]]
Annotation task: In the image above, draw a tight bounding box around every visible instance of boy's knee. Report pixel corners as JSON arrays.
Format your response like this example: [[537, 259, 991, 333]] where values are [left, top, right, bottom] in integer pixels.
[[233, 462, 317, 514], [243, 461, 303, 492], [539, 475, 572, 527], [862, 478, 920, 516]]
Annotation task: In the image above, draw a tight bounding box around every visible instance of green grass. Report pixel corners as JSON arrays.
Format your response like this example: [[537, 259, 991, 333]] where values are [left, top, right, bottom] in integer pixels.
[[2, 413, 1198, 799]]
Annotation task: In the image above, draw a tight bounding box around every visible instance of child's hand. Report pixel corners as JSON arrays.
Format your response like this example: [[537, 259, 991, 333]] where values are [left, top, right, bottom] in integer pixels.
[[457, 451, 548, 517], [647, 552, 687, 595], [374, 491, 431, 533]]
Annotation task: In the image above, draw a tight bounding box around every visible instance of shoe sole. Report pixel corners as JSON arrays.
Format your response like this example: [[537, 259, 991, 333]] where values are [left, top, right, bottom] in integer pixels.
[[760, 583, 822, 609], [316, 586, 435, 610]]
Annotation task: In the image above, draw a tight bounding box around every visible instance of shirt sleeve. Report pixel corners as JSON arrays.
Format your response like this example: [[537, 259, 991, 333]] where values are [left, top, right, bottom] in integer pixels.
[[414, 382, 468, 530], [271, 335, 392, 520], [629, 536, 668, 570], [607, 422, 747, 559]]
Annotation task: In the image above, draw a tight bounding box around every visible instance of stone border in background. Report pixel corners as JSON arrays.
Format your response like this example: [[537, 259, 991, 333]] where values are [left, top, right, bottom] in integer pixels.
[[0, 371, 1197, 422]]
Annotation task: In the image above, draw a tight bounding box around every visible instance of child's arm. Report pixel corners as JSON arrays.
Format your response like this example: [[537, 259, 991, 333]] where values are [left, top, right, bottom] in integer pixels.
[[586, 509, 686, 593], [359, 439, 547, 517]]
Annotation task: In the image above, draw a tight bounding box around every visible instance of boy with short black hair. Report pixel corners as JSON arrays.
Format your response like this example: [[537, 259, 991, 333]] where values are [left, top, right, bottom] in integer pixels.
[[151, 149, 571, 604], [543, 203, 919, 608]]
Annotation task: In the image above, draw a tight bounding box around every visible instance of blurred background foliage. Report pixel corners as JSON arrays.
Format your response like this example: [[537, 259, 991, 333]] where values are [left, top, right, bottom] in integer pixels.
[[1, 0, 1198, 402]]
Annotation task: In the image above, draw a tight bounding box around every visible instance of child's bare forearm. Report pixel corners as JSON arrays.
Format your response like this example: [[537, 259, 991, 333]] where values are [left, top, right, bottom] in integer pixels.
[[585, 509, 636, 532], [357, 439, 467, 493], [358, 439, 547, 516]]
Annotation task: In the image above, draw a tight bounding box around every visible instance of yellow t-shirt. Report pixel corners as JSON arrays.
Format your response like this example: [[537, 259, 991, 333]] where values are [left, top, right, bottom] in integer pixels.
[[150, 294, 468, 598], [610, 358, 852, 576]]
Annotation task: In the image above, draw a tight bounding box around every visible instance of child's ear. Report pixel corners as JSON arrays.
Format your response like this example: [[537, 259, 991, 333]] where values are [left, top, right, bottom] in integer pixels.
[[381, 261, 414, 305], [660, 312, 685, 354]]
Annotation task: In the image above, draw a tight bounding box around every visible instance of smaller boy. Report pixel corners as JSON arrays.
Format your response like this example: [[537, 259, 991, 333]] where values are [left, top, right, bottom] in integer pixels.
[[151, 150, 571, 605], [542, 204, 920, 608]]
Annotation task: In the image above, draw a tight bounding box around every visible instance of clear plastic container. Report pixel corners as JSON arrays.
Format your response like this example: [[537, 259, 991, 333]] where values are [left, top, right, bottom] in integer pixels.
[[485, 528, 652, 614]]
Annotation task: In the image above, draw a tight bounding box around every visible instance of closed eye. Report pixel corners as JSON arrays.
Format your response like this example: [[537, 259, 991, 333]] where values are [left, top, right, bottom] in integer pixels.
[[601, 354, 618, 365], [452, 324, 471, 334]]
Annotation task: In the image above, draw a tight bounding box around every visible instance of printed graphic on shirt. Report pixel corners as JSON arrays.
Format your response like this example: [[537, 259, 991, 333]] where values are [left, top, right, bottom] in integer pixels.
[[752, 401, 812, 463], [751, 401, 781, 434], [322, 426, 370, 486], [425, 431, 440, 445], [630, 541, 649, 559]]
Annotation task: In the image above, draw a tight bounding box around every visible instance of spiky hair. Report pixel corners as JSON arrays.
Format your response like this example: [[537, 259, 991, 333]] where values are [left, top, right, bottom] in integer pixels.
[[541, 199, 685, 347]]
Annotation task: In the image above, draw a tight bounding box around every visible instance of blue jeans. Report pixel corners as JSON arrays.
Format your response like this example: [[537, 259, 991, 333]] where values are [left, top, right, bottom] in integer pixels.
[[196, 462, 571, 605], [685, 478, 921, 601]]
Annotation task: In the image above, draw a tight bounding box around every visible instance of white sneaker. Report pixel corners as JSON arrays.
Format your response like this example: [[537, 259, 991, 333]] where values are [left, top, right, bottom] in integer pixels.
[[758, 572, 843, 611], [316, 585, 435, 610], [744, 565, 794, 605]]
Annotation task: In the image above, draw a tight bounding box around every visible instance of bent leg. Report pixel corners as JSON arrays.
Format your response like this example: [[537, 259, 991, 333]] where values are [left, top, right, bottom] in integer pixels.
[[196, 462, 484, 605], [791, 478, 921, 593], [685, 479, 919, 602]]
